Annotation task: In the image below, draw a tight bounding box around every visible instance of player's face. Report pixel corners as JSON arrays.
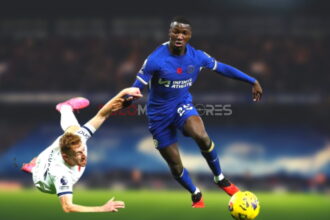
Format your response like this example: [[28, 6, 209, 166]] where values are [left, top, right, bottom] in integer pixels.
[[69, 143, 87, 167], [169, 23, 192, 51]]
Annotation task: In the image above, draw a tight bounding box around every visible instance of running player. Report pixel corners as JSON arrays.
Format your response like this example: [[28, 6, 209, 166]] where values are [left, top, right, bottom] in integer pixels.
[[131, 17, 263, 208], [21, 87, 142, 212]]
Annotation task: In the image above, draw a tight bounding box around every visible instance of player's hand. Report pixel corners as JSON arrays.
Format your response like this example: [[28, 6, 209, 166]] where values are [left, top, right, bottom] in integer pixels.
[[110, 97, 126, 112], [102, 197, 125, 212], [110, 87, 143, 111], [252, 80, 262, 102], [120, 87, 143, 100], [120, 87, 143, 108]]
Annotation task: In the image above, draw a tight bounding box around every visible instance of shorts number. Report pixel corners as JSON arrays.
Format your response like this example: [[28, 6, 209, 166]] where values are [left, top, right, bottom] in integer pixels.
[[177, 104, 193, 117]]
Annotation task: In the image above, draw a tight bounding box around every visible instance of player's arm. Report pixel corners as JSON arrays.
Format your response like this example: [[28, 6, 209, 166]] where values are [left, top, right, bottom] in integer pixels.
[[64, 126, 80, 134], [216, 63, 263, 101], [86, 87, 142, 130], [200, 51, 263, 101], [125, 57, 155, 107], [59, 194, 125, 213], [132, 57, 156, 91]]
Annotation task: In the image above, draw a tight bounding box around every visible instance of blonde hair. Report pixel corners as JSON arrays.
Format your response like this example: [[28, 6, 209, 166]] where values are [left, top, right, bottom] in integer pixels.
[[59, 133, 81, 155]]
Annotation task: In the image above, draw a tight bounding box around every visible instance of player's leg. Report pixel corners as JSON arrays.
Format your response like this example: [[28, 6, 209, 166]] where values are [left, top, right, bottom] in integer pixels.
[[21, 157, 37, 173], [56, 97, 90, 131], [183, 115, 240, 196], [158, 143, 196, 193], [158, 143, 204, 208], [149, 113, 203, 207]]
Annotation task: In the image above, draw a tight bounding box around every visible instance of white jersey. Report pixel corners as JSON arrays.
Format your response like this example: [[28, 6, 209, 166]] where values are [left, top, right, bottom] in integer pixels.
[[32, 124, 95, 197]]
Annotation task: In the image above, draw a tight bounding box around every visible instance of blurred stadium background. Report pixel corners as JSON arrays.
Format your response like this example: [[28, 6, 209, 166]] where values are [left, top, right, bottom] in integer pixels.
[[0, 0, 330, 219]]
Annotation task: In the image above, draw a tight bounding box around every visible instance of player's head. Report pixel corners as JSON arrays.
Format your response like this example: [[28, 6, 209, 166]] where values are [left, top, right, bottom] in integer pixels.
[[169, 16, 192, 52], [60, 133, 87, 167]]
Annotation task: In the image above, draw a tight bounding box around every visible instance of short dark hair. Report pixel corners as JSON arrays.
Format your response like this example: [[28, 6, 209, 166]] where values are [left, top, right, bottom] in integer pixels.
[[171, 16, 191, 26]]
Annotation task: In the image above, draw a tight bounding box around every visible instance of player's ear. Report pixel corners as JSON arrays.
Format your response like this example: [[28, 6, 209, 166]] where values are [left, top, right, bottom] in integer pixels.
[[62, 153, 75, 166], [187, 29, 192, 39], [168, 27, 172, 38], [62, 153, 69, 162]]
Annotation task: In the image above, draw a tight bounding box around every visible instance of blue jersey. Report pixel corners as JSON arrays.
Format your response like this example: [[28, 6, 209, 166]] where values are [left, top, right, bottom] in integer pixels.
[[135, 42, 218, 119], [134, 42, 256, 120], [133, 42, 256, 148]]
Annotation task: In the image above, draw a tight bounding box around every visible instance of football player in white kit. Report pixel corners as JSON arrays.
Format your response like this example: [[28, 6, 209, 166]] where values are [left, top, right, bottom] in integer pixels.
[[21, 87, 142, 212]]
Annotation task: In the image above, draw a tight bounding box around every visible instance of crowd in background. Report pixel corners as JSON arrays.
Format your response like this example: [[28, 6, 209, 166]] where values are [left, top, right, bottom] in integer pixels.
[[0, 34, 329, 94]]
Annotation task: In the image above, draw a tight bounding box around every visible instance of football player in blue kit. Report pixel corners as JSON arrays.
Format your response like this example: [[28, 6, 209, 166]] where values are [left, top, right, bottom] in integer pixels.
[[131, 17, 263, 208]]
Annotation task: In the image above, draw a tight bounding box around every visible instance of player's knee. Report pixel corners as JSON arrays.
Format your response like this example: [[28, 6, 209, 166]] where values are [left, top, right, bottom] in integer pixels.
[[170, 164, 184, 177], [193, 131, 210, 148]]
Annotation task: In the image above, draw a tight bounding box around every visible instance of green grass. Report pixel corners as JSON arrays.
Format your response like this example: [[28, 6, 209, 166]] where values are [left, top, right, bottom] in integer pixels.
[[0, 189, 329, 220]]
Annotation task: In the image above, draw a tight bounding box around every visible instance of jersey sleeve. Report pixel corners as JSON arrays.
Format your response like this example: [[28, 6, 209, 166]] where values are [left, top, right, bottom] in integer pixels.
[[197, 50, 218, 70], [132, 56, 157, 90], [198, 50, 256, 84], [52, 174, 73, 197], [75, 123, 96, 142]]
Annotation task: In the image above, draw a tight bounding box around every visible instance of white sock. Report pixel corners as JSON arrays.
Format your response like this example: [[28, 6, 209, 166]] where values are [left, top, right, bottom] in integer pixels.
[[193, 187, 201, 195], [214, 173, 225, 183], [60, 105, 80, 131]]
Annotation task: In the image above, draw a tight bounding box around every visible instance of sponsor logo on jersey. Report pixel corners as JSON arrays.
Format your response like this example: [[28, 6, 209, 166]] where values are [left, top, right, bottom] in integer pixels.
[[60, 186, 70, 190], [171, 78, 192, 88], [158, 78, 192, 89], [158, 78, 171, 87], [77, 130, 90, 139]]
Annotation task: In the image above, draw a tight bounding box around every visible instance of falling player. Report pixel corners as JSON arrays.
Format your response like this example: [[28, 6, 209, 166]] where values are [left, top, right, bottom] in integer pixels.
[[21, 87, 142, 212]]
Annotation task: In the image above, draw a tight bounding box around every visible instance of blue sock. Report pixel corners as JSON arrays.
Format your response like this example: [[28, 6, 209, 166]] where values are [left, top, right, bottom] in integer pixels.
[[201, 141, 222, 176], [174, 168, 197, 194]]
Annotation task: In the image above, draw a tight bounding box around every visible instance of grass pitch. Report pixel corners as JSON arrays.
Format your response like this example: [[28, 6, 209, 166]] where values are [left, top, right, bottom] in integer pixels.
[[1, 189, 329, 220]]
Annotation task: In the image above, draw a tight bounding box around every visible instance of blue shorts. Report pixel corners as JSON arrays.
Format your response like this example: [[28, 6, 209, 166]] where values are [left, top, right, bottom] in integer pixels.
[[148, 102, 199, 149]]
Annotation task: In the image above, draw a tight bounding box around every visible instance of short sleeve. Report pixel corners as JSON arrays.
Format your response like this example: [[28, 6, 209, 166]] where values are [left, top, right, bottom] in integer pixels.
[[53, 174, 73, 197], [75, 123, 95, 142]]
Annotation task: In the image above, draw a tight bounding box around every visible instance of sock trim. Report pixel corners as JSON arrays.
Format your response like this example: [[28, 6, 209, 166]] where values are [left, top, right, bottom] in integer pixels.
[[193, 187, 200, 195], [214, 173, 225, 183], [60, 104, 73, 113], [179, 169, 184, 178], [202, 141, 215, 153]]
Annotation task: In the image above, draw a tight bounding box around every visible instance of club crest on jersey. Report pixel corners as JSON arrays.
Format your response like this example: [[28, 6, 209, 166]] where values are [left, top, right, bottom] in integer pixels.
[[176, 67, 183, 74], [187, 65, 195, 74], [60, 176, 68, 185]]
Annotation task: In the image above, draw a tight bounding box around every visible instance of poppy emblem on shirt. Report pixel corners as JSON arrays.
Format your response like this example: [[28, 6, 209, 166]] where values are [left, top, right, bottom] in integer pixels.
[[176, 67, 183, 74], [60, 176, 68, 185]]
